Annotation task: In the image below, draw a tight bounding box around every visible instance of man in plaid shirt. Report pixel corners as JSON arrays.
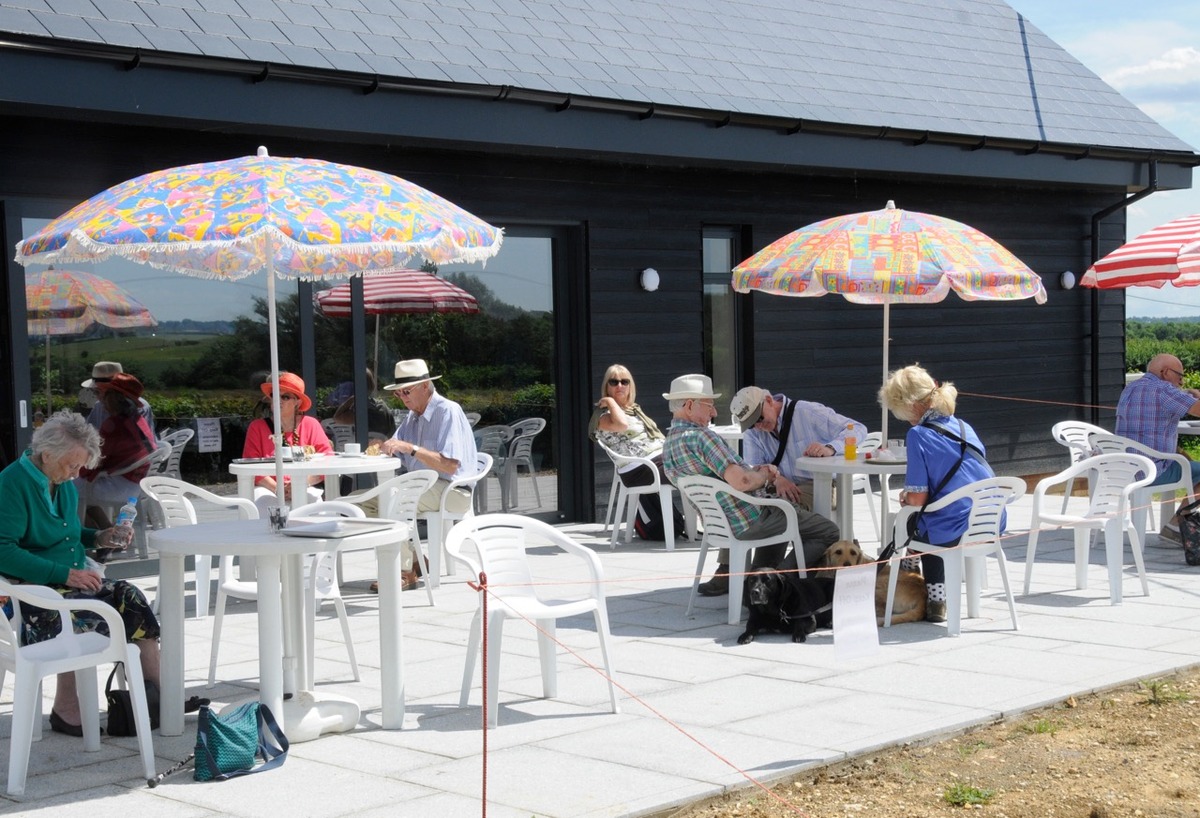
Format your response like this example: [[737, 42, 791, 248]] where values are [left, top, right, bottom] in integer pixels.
[[661, 374, 838, 596], [1116, 353, 1200, 542]]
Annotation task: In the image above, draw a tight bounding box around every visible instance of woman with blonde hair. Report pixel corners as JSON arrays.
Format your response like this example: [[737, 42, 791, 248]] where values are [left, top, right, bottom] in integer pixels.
[[588, 364, 682, 540], [878, 364, 997, 624]]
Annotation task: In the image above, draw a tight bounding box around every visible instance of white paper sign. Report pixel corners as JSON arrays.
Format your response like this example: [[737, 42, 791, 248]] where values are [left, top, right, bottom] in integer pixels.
[[195, 418, 222, 453], [832, 564, 881, 660]]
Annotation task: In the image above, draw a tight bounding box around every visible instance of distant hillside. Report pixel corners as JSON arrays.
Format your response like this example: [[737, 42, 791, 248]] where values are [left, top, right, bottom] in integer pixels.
[[1129, 316, 1200, 323], [155, 319, 233, 335]]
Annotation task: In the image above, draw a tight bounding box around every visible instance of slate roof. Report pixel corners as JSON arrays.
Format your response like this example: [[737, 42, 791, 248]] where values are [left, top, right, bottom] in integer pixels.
[[0, 0, 1192, 154]]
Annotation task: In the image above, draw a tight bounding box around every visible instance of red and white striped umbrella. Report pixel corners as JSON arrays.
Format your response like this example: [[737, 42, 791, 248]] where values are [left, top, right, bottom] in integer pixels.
[[1082, 212, 1200, 289], [314, 269, 479, 317]]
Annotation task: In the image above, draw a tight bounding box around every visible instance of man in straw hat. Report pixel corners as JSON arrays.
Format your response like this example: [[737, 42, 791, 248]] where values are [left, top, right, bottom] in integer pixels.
[[82, 360, 155, 430], [662, 374, 839, 596], [378, 359, 479, 591]]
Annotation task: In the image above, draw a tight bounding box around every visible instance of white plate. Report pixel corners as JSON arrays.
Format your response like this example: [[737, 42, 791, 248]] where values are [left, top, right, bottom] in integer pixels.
[[338, 452, 363, 458]]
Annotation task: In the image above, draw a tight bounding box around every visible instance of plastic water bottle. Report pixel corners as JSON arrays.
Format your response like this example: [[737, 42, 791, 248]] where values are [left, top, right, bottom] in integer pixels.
[[843, 423, 857, 461], [96, 496, 138, 561]]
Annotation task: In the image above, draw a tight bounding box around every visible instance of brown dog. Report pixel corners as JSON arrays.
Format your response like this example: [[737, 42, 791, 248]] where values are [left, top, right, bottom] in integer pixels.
[[816, 540, 927, 625]]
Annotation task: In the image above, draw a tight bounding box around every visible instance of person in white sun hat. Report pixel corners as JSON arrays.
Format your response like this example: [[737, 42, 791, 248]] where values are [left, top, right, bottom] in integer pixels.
[[661, 374, 838, 597]]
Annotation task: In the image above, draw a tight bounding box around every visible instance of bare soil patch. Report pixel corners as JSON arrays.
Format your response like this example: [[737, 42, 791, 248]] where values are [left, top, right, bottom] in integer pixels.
[[662, 666, 1200, 818]]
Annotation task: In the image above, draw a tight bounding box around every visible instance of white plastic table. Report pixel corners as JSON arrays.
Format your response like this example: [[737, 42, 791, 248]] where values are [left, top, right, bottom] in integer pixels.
[[795, 454, 908, 541], [228, 453, 401, 509], [152, 518, 409, 736], [1179, 420, 1200, 436]]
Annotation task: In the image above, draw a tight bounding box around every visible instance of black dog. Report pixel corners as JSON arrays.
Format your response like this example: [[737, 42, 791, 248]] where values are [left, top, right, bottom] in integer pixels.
[[738, 569, 831, 644]]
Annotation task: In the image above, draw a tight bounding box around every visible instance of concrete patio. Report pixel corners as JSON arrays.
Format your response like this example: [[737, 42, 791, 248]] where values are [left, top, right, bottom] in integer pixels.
[[4, 485, 1200, 817]]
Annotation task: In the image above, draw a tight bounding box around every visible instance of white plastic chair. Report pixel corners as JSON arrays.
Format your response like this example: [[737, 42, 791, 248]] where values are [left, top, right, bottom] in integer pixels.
[[0, 578, 156, 796], [1023, 452, 1156, 605], [421, 452, 493, 590], [207, 500, 365, 687], [503, 417, 546, 510], [675, 475, 803, 625], [597, 440, 687, 550], [1051, 420, 1109, 512], [320, 418, 355, 452], [445, 514, 619, 728], [1088, 432, 1194, 544], [340, 470, 440, 605], [465, 411, 481, 427], [472, 425, 512, 512], [157, 428, 194, 480], [884, 476, 1024, 636], [140, 476, 259, 619], [851, 432, 885, 540]]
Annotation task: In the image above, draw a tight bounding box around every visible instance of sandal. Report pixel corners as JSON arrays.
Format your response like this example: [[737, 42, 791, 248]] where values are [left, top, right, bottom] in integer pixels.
[[184, 695, 209, 714]]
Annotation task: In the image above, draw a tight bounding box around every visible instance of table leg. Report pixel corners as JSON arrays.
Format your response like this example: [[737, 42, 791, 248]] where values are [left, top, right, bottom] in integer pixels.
[[836, 473, 853, 538], [813, 474, 834, 524], [158, 552, 186, 736], [377, 539, 406, 729], [281, 551, 307, 694], [255, 554, 286, 723]]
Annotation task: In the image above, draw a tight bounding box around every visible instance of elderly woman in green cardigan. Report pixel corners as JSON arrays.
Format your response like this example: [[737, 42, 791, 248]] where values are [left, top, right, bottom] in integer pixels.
[[0, 411, 161, 736]]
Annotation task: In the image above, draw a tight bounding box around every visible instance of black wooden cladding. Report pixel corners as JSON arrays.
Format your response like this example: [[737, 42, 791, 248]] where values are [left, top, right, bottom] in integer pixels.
[[0, 116, 1131, 520]]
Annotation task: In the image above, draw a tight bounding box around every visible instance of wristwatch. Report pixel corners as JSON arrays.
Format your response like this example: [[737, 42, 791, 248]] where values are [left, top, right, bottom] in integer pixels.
[[411, 444, 421, 456]]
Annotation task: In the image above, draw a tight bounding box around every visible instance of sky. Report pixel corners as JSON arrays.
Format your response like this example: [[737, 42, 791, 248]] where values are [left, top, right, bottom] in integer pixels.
[[21, 1, 1200, 322], [1007, 0, 1200, 317]]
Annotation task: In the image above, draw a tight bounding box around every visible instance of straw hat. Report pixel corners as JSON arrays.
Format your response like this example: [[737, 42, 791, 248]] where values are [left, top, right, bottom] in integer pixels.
[[662, 374, 721, 401], [384, 359, 442, 391], [82, 361, 123, 388]]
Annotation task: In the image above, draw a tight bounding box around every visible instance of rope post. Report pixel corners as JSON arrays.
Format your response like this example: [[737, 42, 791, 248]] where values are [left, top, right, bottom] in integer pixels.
[[478, 570, 488, 818]]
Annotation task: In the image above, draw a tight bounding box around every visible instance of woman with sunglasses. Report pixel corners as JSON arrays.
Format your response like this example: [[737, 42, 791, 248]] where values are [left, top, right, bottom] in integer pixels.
[[242, 372, 333, 508], [589, 364, 682, 540]]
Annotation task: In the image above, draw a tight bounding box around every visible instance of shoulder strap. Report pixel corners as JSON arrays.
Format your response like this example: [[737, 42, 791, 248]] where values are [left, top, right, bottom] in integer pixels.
[[770, 399, 799, 468]]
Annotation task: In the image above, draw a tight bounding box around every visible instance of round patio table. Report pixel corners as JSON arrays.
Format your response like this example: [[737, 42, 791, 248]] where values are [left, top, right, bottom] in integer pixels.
[[152, 517, 409, 737], [229, 453, 400, 509], [795, 454, 907, 543]]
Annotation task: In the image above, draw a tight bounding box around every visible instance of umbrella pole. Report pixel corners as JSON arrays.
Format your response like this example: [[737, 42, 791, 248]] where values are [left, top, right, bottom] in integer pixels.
[[45, 335, 52, 415], [881, 302, 890, 445], [373, 314, 380, 381], [266, 267, 287, 510]]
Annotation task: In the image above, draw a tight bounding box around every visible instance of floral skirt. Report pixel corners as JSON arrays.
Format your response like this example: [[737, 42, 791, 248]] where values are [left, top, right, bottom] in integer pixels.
[[18, 579, 160, 645]]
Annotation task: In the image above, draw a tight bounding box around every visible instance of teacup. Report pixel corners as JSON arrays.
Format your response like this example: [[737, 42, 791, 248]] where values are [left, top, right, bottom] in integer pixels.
[[344, 443, 361, 455]]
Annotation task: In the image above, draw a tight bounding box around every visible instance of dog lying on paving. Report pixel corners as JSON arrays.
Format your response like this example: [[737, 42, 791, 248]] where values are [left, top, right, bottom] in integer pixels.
[[816, 540, 926, 625], [737, 568, 831, 644]]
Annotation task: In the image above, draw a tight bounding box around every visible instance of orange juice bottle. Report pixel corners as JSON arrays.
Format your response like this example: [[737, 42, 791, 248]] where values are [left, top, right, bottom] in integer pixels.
[[843, 424, 857, 461]]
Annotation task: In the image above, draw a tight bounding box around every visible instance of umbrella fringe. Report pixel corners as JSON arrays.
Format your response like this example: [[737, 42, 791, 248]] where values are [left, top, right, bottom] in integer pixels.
[[20, 227, 503, 281]]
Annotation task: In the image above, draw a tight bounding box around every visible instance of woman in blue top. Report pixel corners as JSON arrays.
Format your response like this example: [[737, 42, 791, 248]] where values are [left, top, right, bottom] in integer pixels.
[[878, 365, 996, 623]]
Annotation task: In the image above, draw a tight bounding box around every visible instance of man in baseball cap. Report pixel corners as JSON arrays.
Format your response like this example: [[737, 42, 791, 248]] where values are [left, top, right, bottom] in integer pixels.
[[730, 385, 866, 512]]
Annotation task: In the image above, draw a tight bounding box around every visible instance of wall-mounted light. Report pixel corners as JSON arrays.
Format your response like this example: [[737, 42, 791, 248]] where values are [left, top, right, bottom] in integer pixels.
[[640, 267, 660, 292], [1060, 270, 1076, 290]]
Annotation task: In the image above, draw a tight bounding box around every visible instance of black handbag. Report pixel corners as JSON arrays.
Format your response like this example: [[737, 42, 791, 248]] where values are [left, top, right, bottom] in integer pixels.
[[1178, 498, 1200, 566], [105, 663, 159, 737]]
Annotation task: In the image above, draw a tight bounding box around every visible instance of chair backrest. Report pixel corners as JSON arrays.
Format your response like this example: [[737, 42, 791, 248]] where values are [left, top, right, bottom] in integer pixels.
[[595, 439, 661, 485], [1075, 452, 1158, 519], [465, 411, 481, 427], [140, 475, 260, 528], [858, 432, 883, 457], [320, 418, 356, 452], [507, 417, 546, 459], [445, 513, 605, 604], [290, 500, 367, 519], [344, 470, 439, 522], [921, 476, 1025, 547], [474, 426, 512, 473], [1053, 421, 1108, 464], [158, 428, 194, 479], [675, 475, 737, 542]]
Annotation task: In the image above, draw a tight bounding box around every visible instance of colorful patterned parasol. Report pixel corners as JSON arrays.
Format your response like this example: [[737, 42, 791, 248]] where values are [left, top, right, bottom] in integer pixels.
[[25, 268, 157, 412], [1081, 212, 1200, 289], [732, 201, 1046, 440], [15, 147, 502, 505]]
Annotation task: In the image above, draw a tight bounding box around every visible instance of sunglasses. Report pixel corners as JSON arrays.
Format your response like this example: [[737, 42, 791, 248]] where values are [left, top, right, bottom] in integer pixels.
[[399, 385, 423, 398], [608, 378, 631, 387]]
